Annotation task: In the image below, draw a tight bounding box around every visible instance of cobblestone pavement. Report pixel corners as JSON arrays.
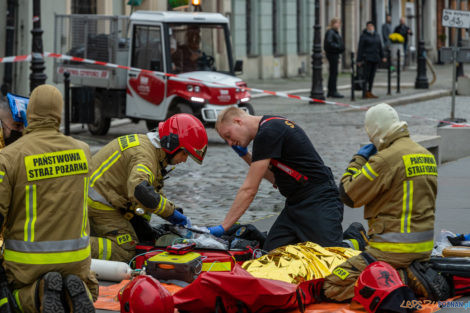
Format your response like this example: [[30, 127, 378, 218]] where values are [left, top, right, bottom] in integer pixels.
[[74, 94, 470, 227]]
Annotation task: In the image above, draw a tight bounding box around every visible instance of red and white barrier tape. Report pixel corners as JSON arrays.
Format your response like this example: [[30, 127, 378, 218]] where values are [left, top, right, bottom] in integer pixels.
[[1, 52, 469, 127], [0, 54, 31, 63]]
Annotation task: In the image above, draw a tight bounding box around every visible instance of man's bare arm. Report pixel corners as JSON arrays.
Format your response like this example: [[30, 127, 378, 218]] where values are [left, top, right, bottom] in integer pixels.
[[240, 152, 275, 184], [221, 159, 270, 230]]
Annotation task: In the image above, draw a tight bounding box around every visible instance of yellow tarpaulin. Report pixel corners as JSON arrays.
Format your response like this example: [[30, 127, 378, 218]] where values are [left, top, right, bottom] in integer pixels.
[[242, 242, 360, 284]]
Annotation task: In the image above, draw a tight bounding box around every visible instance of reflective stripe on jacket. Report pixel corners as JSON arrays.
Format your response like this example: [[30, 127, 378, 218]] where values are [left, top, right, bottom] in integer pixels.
[[340, 127, 437, 256], [90, 134, 175, 218]]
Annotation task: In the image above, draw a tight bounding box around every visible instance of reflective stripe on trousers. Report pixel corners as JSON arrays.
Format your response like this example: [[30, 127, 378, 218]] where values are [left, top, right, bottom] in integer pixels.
[[98, 238, 112, 260]]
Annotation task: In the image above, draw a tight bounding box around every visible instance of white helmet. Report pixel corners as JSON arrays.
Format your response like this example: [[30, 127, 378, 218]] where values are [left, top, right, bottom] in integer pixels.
[[365, 103, 407, 149]]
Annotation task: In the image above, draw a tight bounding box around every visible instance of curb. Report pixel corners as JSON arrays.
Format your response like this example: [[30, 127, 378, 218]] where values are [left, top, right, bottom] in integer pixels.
[[339, 89, 452, 112], [383, 89, 452, 107], [251, 83, 417, 99]]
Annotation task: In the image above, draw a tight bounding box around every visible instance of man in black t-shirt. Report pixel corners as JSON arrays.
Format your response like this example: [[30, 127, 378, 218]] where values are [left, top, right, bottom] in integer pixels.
[[209, 107, 348, 251]]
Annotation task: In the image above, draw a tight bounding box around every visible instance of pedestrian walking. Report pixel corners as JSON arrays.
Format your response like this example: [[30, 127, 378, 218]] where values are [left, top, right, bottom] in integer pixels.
[[394, 17, 412, 65], [324, 17, 345, 98], [0, 85, 98, 312], [357, 21, 387, 99]]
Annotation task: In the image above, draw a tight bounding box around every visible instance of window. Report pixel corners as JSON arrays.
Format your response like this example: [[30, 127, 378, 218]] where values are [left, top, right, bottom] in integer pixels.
[[297, 0, 309, 54], [272, 0, 285, 56], [273, 0, 278, 54], [72, 0, 96, 14], [246, 0, 259, 56], [131, 25, 163, 72]]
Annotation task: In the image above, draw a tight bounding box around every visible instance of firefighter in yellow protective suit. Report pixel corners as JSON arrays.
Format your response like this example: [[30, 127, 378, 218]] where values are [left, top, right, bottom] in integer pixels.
[[322, 103, 447, 302], [0, 85, 98, 313], [88, 113, 208, 263]]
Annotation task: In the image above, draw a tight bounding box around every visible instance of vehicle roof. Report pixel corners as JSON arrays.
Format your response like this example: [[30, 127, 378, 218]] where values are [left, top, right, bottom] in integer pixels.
[[130, 11, 228, 24]]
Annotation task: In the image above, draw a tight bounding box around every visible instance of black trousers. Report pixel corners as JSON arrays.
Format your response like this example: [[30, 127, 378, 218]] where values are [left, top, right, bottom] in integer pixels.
[[263, 181, 346, 251], [363, 61, 378, 92], [327, 54, 339, 95]]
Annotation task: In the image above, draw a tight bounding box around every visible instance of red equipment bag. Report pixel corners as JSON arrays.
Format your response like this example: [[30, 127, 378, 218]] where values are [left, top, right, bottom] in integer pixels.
[[133, 244, 164, 269], [453, 276, 470, 295], [228, 246, 257, 265], [173, 264, 324, 313], [198, 250, 236, 272]]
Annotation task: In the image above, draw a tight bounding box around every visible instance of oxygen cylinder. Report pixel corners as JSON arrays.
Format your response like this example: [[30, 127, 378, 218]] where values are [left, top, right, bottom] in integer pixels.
[[91, 259, 132, 282]]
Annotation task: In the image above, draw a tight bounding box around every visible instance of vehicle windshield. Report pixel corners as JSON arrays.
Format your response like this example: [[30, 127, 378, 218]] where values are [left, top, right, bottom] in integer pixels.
[[169, 23, 230, 74]]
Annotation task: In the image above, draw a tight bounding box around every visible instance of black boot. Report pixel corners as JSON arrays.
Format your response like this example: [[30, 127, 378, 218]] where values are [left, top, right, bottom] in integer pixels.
[[63, 275, 95, 313], [343, 222, 368, 251], [42, 272, 66, 313]]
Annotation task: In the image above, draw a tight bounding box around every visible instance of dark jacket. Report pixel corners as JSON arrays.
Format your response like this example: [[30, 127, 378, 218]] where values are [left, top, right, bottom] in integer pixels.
[[324, 29, 345, 55], [357, 30, 384, 63], [382, 23, 392, 47], [394, 24, 411, 44]]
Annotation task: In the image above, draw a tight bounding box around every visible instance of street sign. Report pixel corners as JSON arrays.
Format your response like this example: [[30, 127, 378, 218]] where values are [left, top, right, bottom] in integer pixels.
[[440, 47, 453, 63], [442, 9, 470, 29], [457, 48, 470, 63], [439, 47, 470, 63]]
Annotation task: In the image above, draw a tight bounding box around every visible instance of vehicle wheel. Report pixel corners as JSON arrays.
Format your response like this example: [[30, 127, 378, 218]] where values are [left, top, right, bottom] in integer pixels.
[[167, 102, 193, 117], [239, 102, 255, 115], [146, 120, 159, 131], [87, 96, 111, 135]]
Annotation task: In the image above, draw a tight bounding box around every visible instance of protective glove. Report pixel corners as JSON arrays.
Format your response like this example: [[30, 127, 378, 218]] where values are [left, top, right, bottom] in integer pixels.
[[207, 225, 225, 237], [231, 145, 248, 157], [166, 210, 189, 226], [356, 143, 377, 160]]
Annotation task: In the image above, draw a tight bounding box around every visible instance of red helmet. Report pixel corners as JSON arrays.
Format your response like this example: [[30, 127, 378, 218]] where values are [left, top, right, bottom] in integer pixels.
[[353, 261, 407, 313], [119, 275, 174, 313], [159, 113, 208, 164]]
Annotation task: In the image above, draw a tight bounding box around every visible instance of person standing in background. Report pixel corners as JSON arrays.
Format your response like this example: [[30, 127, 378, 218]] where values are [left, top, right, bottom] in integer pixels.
[[324, 18, 345, 98], [381, 14, 392, 50], [394, 17, 412, 65], [357, 22, 387, 99]]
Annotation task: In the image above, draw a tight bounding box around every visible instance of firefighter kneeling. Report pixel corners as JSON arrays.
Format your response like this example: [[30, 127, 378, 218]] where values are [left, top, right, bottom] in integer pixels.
[[321, 103, 450, 310], [0, 85, 98, 313], [88, 113, 208, 263]]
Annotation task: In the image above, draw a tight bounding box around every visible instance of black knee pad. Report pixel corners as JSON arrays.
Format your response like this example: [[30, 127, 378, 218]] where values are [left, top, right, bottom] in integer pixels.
[[408, 261, 451, 301]]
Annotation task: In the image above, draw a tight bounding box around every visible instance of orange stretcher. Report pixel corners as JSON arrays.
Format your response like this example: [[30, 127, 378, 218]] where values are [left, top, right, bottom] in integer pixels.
[[94, 280, 458, 313]]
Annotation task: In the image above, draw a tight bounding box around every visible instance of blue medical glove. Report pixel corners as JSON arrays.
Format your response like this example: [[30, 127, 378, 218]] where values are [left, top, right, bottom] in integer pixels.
[[356, 144, 377, 160], [166, 210, 189, 226], [231, 145, 248, 157], [208, 225, 225, 237]]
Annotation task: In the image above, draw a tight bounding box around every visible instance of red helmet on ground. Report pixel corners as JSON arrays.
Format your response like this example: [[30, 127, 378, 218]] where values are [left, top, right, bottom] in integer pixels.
[[353, 261, 414, 313], [159, 113, 208, 164], [119, 275, 174, 313]]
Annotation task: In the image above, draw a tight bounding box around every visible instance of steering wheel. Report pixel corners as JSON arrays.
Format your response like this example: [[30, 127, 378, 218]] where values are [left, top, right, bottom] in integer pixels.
[[197, 53, 215, 70]]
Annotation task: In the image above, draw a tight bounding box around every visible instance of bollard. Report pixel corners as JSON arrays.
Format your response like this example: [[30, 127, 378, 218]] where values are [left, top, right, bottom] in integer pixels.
[[396, 49, 401, 94], [387, 49, 391, 95], [350, 52, 355, 101], [64, 71, 70, 135]]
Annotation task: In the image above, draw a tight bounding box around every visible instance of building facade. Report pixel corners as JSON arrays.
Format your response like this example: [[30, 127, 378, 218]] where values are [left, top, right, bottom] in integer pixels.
[[0, 0, 465, 96]]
